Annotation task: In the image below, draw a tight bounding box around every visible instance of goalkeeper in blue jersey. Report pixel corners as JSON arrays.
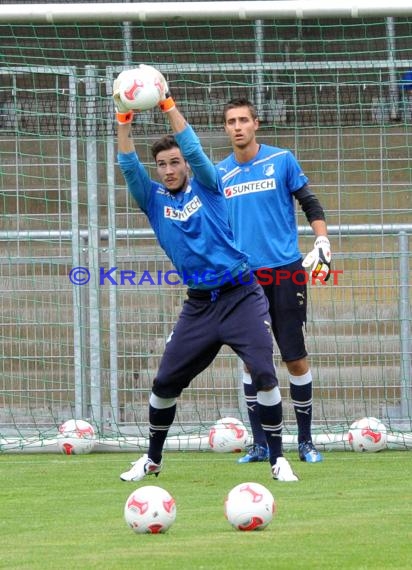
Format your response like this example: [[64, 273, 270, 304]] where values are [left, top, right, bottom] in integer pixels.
[[114, 67, 298, 482], [218, 97, 331, 464]]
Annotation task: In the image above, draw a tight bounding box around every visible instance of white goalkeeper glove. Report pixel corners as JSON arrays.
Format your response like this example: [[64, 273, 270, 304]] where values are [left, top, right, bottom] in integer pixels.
[[112, 71, 134, 125], [139, 64, 175, 112], [302, 236, 332, 282]]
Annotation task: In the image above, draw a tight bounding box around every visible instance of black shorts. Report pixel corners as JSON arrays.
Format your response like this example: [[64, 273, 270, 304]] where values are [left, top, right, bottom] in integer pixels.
[[152, 279, 278, 398], [255, 258, 308, 362]]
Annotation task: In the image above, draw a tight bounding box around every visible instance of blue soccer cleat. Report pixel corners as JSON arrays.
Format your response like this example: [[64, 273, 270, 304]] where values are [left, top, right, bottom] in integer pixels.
[[237, 443, 269, 464], [298, 441, 323, 463]]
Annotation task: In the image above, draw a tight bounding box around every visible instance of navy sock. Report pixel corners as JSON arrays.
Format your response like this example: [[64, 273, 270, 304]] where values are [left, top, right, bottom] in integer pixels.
[[147, 403, 176, 464], [257, 401, 283, 464], [290, 382, 312, 444], [243, 383, 267, 447]]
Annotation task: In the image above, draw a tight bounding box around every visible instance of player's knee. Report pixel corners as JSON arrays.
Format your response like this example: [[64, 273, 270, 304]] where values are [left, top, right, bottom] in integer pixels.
[[286, 357, 308, 376], [252, 372, 278, 393], [152, 378, 182, 400]]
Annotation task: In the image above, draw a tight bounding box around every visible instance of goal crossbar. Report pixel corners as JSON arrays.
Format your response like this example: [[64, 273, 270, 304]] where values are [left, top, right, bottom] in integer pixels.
[[2, 1, 412, 24]]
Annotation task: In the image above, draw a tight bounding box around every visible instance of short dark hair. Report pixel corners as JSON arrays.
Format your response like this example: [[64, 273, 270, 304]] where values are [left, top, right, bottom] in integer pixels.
[[151, 134, 180, 160], [223, 97, 258, 123]]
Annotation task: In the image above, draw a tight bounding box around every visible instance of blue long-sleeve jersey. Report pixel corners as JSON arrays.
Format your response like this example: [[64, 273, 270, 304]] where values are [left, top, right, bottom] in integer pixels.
[[217, 145, 309, 270], [118, 125, 248, 289]]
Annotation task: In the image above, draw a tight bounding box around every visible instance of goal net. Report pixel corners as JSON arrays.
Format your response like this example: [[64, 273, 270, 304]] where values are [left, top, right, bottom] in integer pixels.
[[0, 1, 411, 452]]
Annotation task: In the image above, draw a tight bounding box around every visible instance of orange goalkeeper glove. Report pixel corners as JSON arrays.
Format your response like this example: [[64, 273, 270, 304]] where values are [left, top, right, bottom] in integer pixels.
[[137, 64, 175, 112], [112, 72, 135, 125]]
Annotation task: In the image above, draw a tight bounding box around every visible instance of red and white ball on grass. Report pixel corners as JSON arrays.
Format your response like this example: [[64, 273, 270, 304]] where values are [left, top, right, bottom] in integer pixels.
[[208, 417, 249, 453], [57, 419, 96, 455], [225, 482, 276, 531], [124, 485, 177, 534], [114, 64, 166, 112], [348, 416, 388, 452]]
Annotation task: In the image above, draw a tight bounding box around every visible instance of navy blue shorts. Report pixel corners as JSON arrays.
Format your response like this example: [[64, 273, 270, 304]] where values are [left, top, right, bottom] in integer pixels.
[[255, 258, 308, 362], [152, 279, 278, 398]]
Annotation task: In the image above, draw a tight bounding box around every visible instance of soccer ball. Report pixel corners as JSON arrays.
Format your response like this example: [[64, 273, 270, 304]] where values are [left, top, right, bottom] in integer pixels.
[[57, 419, 96, 455], [224, 482, 275, 531], [348, 416, 388, 452], [216, 416, 244, 427], [124, 485, 177, 534], [116, 66, 164, 111], [209, 417, 248, 453]]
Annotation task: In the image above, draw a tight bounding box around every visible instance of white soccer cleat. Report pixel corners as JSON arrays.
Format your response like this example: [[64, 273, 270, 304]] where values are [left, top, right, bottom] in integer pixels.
[[272, 457, 299, 482], [120, 453, 162, 482]]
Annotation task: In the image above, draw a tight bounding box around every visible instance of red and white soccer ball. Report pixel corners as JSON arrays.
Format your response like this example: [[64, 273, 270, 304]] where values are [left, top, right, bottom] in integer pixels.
[[209, 417, 249, 453], [348, 416, 388, 452], [57, 419, 96, 455], [224, 482, 276, 531], [116, 66, 165, 111], [124, 485, 177, 534]]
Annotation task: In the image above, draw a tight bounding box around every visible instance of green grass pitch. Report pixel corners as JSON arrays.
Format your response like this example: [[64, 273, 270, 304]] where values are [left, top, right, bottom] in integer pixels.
[[0, 451, 411, 570]]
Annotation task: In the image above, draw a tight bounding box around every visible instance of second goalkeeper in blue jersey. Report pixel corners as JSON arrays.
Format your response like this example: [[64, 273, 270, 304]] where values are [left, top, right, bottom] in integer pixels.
[[217, 97, 331, 467], [218, 144, 309, 271]]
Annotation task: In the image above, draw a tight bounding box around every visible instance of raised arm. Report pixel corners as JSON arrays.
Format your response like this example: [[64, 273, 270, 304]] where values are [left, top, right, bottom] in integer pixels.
[[113, 64, 218, 193], [152, 71, 219, 191], [113, 76, 152, 211], [113, 73, 137, 153], [117, 122, 134, 153]]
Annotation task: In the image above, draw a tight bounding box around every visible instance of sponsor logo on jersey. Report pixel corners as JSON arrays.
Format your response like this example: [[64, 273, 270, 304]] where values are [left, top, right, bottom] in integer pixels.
[[224, 178, 276, 198], [164, 196, 202, 221]]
